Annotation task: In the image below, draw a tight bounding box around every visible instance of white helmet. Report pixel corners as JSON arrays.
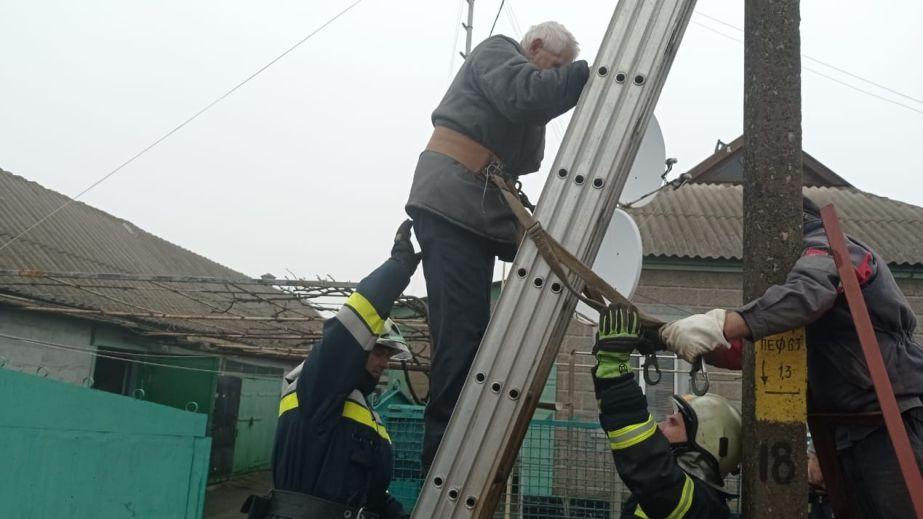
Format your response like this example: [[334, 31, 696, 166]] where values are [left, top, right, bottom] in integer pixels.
[[376, 319, 413, 362], [673, 393, 742, 478]]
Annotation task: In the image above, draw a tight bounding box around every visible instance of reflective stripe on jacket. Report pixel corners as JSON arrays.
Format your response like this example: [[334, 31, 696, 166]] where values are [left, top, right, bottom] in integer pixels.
[[279, 389, 391, 443]]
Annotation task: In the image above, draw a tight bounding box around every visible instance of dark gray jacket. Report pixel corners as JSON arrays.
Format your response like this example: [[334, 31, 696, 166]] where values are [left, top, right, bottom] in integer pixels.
[[738, 217, 923, 424], [406, 35, 589, 259]]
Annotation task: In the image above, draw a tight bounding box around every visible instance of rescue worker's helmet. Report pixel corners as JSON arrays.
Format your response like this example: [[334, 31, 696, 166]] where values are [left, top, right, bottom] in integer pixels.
[[376, 319, 413, 361], [672, 393, 743, 478]]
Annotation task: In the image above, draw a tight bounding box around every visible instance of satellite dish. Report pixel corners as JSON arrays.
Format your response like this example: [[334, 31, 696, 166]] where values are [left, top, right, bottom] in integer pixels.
[[576, 208, 644, 320], [619, 116, 666, 208]]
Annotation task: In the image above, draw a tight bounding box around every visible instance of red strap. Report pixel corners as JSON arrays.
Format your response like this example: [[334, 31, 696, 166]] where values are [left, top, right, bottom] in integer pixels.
[[856, 251, 873, 286], [803, 247, 831, 257], [805, 246, 873, 289], [704, 338, 743, 371]]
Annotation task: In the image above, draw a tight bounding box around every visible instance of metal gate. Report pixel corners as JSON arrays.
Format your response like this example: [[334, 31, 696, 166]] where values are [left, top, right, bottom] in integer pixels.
[[232, 376, 281, 474], [0, 367, 211, 518], [212, 375, 243, 478]]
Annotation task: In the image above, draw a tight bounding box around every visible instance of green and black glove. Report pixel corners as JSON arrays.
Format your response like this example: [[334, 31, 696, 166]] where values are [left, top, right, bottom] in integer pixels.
[[594, 303, 642, 380]]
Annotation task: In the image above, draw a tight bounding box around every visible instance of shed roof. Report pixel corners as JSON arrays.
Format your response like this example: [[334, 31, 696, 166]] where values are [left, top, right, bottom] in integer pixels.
[[0, 168, 324, 353], [626, 183, 923, 267]]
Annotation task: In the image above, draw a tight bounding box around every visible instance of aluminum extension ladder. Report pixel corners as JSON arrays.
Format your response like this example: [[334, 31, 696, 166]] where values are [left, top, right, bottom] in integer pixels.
[[411, 1, 698, 517]]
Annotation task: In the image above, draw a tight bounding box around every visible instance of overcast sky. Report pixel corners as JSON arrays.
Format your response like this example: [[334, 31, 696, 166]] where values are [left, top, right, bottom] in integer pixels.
[[1, 0, 921, 296]]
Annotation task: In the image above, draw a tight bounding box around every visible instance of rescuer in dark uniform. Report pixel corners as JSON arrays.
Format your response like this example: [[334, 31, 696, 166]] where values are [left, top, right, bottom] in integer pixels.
[[593, 304, 742, 518], [660, 196, 923, 518], [242, 221, 419, 519]]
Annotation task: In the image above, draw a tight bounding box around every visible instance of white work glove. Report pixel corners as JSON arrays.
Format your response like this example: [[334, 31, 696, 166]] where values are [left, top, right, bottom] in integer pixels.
[[659, 309, 731, 363]]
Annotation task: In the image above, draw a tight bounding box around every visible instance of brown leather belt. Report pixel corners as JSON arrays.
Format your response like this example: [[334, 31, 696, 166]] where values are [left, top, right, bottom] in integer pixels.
[[425, 126, 501, 173]]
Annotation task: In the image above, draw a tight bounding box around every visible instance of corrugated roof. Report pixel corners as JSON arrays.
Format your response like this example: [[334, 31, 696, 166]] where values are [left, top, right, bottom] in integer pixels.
[[0, 168, 321, 349], [626, 184, 923, 267]]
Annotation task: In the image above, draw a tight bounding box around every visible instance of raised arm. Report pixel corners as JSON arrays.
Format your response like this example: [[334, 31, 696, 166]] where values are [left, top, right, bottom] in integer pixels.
[[295, 221, 419, 421]]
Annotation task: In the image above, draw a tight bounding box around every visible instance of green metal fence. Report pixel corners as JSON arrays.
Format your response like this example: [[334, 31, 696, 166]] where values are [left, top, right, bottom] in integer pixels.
[[382, 405, 625, 518], [382, 404, 741, 518], [0, 367, 211, 518]]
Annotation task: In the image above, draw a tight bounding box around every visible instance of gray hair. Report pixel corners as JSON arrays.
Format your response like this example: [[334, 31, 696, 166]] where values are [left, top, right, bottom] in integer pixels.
[[520, 21, 580, 57]]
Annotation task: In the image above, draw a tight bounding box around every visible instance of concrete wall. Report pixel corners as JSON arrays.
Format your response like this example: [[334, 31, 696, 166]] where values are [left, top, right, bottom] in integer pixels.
[[0, 307, 95, 385], [0, 307, 295, 388]]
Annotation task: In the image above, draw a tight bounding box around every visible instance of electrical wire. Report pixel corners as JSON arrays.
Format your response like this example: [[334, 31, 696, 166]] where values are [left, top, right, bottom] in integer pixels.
[[696, 11, 923, 106], [489, 0, 506, 37], [0, 0, 369, 256], [691, 16, 923, 116], [505, 0, 524, 37]]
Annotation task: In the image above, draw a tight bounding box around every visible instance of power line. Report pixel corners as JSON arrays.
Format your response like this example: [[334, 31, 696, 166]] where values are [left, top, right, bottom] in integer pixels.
[[0, 0, 368, 256], [691, 19, 923, 116], [694, 11, 923, 107], [505, 0, 524, 37], [489, 0, 506, 37]]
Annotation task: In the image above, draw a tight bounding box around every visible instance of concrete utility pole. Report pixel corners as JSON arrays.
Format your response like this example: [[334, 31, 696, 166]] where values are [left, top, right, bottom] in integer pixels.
[[461, 0, 476, 58], [741, 1, 807, 518]]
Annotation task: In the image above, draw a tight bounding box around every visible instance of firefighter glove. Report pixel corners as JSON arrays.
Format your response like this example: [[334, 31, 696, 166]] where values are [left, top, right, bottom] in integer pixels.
[[659, 308, 731, 363], [594, 303, 641, 379], [391, 219, 421, 274]]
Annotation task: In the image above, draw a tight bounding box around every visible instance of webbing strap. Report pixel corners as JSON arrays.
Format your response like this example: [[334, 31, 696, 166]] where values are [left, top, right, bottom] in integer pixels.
[[492, 176, 664, 329]]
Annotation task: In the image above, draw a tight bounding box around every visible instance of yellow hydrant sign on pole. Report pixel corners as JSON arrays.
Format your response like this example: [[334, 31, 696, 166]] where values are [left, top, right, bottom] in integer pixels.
[[755, 328, 807, 423]]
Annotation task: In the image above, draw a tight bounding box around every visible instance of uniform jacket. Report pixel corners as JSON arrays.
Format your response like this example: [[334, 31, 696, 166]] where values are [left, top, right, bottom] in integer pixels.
[[596, 374, 731, 519], [270, 258, 411, 518], [406, 35, 589, 258], [737, 215, 923, 423]]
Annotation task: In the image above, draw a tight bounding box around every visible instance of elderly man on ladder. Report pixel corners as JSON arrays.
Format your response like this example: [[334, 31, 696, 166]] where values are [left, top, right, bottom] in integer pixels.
[[405, 21, 590, 473]]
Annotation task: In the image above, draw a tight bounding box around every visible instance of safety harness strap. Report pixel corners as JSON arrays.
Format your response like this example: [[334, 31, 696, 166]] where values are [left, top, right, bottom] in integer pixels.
[[491, 176, 664, 330]]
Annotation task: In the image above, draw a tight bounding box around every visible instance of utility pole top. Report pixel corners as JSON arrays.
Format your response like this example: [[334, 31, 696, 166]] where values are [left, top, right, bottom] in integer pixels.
[[461, 0, 475, 59]]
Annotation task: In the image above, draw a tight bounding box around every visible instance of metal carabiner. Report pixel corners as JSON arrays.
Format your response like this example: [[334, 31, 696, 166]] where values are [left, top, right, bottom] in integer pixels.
[[642, 353, 662, 386], [689, 357, 710, 396]]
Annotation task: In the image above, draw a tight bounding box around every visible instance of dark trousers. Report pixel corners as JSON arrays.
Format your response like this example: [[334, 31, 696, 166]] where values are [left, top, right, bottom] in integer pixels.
[[413, 213, 499, 470], [839, 408, 923, 518]]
